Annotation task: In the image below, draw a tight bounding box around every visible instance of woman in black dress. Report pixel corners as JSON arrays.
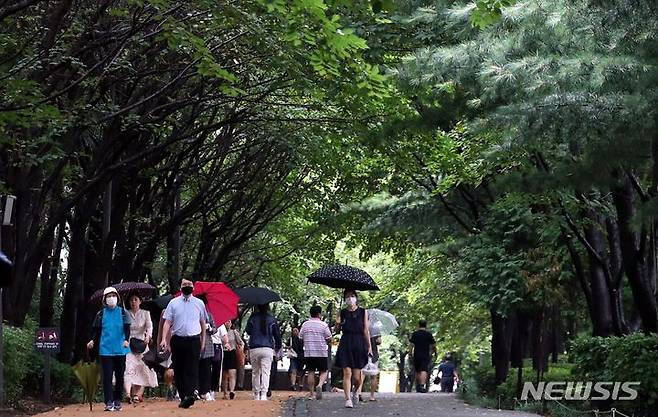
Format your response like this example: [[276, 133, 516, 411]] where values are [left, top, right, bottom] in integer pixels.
[[335, 289, 372, 408]]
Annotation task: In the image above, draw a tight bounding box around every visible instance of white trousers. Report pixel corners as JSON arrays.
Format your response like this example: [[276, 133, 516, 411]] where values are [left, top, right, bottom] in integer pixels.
[[250, 347, 274, 398]]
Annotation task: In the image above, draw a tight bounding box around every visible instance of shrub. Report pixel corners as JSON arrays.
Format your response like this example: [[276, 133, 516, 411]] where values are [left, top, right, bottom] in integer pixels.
[[3, 323, 36, 405], [571, 334, 658, 416]]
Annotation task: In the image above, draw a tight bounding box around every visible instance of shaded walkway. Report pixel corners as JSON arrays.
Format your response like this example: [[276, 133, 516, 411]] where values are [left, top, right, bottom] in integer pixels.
[[283, 392, 540, 417]]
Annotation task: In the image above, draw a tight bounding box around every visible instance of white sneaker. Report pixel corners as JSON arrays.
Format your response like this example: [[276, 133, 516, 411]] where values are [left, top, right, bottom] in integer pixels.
[[253, 392, 260, 400], [204, 392, 214, 401], [345, 399, 353, 408], [210, 391, 216, 401]]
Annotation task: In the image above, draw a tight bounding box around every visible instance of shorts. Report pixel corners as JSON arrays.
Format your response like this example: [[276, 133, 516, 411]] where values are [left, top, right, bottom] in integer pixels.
[[413, 356, 430, 372], [304, 357, 328, 372], [289, 357, 303, 372]]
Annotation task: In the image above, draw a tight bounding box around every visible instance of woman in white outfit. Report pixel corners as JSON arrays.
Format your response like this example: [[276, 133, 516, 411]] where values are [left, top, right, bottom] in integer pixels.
[[123, 292, 158, 403]]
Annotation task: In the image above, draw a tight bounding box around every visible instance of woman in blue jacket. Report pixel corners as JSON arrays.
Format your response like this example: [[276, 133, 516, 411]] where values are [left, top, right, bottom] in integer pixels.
[[87, 287, 131, 411], [246, 304, 281, 401]]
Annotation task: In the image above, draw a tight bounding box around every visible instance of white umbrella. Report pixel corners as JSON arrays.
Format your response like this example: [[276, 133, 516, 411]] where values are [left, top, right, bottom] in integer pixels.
[[367, 308, 398, 336]]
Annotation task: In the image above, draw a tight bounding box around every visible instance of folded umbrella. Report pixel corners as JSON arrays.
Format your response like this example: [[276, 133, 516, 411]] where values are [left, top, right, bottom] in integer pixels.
[[308, 265, 379, 291], [234, 287, 282, 305], [73, 357, 100, 411], [194, 281, 239, 324]]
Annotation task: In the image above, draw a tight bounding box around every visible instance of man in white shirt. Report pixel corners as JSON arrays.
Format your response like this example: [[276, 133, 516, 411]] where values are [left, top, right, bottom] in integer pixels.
[[160, 279, 206, 408]]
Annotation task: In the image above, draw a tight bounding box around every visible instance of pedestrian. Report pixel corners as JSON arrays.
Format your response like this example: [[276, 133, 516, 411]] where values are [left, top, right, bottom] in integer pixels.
[[160, 279, 207, 409], [358, 325, 381, 402], [198, 300, 218, 401], [299, 305, 331, 400], [409, 319, 436, 393], [221, 319, 244, 399], [245, 303, 282, 401], [87, 287, 131, 412], [157, 309, 176, 401], [288, 327, 304, 390], [236, 343, 247, 390], [438, 354, 460, 393], [210, 321, 229, 400], [123, 292, 158, 403], [335, 289, 372, 409]]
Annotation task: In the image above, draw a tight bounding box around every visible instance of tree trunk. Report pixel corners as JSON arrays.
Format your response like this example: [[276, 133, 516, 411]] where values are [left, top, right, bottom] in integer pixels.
[[612, 176, 658, 332], [167, 191, 181, 293], [583, 209, 616, 337], [491, 308, 516, 385], [39, 221, 64, 326]]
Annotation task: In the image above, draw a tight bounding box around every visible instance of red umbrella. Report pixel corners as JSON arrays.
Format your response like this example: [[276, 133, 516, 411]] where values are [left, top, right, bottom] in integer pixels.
[[193, 282, 239, 324]]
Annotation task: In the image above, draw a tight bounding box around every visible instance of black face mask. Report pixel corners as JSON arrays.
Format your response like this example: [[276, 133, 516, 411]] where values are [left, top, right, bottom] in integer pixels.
[[181, 286, 193, 296]]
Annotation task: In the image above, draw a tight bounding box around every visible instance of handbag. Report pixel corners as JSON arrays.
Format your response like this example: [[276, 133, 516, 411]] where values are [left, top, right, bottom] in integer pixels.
[[129, 337, 147, 354], [362, 357, 379, 376], [284, 347, 298, 359]]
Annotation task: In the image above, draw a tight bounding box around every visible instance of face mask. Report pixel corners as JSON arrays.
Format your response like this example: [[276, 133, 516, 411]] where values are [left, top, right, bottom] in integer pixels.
[[346, 296, 357, 307], [181, 286, 193, 296], [106, 296, 118, 308]]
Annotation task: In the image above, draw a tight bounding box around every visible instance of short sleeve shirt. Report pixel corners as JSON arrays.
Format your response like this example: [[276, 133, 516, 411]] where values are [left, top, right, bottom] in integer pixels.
[[212, 324, 228, 344], [410, 329, 436, 359], [163, 295, 205, 337], [299, 318, 331, 358]]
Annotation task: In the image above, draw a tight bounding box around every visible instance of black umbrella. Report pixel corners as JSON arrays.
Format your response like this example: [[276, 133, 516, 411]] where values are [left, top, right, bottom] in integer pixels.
[[234, 287, 282, 305], [141, 294, 174, 312], [89, 282, 157, 304], [308, 264, 379, 291]]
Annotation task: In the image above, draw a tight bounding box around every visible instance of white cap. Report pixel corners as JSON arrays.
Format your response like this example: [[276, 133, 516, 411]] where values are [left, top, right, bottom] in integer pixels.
[[103, 287, 118, 298]]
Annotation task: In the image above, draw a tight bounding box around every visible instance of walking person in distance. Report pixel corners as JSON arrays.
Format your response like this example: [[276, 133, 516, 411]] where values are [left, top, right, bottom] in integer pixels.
[[246, 303, 282, 401], [409, 319, 436, 393]]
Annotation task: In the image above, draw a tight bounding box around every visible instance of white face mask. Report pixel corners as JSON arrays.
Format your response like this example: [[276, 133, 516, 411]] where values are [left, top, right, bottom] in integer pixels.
[[106, 296, 118, 308], [346, 296, 357, 307]]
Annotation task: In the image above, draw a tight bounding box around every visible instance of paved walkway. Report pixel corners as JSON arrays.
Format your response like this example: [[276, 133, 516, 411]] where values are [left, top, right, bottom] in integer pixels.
[[283, 392, 540, 417]]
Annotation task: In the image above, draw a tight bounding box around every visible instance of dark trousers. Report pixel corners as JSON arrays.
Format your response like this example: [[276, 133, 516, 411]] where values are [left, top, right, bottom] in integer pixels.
[[171, 335, 201, 399], [100, 355, 126, 405], [199, 357, 213, 395], [441, 377, 455, 392], [211, 345, 223, 392]]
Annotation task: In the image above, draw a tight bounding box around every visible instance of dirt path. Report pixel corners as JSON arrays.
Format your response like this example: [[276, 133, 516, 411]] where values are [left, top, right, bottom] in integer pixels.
[[34, 391, 298, 417]]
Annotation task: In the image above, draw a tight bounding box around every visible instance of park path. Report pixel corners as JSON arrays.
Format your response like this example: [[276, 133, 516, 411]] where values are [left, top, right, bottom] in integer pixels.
[[283, 392, 541, 417]]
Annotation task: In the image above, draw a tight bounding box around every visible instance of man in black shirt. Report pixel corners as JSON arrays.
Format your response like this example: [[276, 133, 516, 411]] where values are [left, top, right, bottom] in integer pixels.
[[409, 320, 436, 393]]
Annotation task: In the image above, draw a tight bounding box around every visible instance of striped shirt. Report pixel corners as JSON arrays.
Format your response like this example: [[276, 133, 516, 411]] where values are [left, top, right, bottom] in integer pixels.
[[299, 318, 331, 358]]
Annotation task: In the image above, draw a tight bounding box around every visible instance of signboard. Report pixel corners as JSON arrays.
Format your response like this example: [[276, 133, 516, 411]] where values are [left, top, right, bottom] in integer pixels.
[[35, 328, 60, 353]]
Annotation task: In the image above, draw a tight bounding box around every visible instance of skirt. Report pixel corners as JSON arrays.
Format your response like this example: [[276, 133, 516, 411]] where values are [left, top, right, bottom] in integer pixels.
[[223, 349, 237, 370], [124, 351, 158, 388], [335, 334, 368, 369]]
